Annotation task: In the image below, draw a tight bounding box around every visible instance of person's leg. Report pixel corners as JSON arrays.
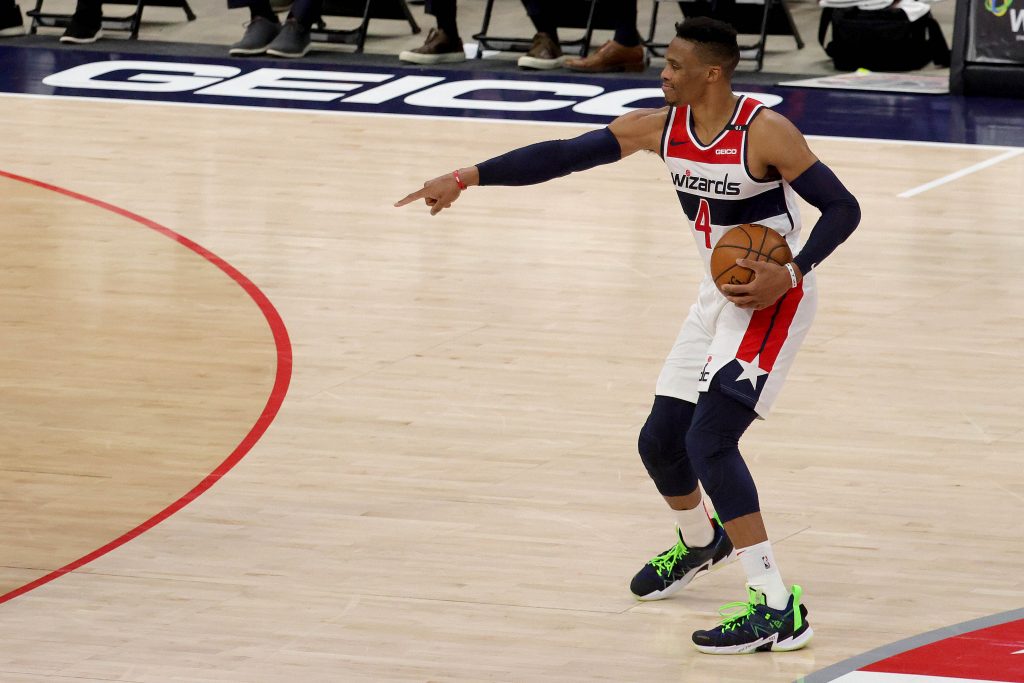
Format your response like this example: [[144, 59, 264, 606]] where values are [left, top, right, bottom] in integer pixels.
[[685, 379, 812, 654], [638, 395, 710, 546], [517, 0, 563, 69], [246, 0, 276, 22], [520, 0, 558, 43], [426, 0, 458, 40], [399, 0, 464, 64], [0, 0, 24, 37], [683, 381, 786, 598], [59, 0, 103, 43], [285, 0, 318, 28], [629, 394, 735, 600], [612, 0, 641, 47], [71, 0, 101, 24], [263, 0, 322, 58]]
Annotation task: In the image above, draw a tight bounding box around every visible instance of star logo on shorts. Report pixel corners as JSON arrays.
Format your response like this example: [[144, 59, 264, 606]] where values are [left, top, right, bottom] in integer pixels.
[[734, 355, 769, 389]]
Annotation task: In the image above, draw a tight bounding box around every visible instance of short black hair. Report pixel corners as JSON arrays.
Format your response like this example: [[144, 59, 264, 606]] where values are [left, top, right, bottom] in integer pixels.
[[675, 17, 741, 74]]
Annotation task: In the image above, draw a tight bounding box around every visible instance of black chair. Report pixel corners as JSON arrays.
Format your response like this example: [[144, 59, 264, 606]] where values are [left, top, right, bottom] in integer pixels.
[[27, 0, 195, 39], [645, 0, 804, 71], [311, 0, 419, 53], [472, 0, 619, 59]]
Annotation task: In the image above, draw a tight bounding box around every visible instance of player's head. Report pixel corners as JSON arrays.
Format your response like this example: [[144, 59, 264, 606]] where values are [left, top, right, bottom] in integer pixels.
[[661, 17, 740, 104], [676, 17, 740, 76]]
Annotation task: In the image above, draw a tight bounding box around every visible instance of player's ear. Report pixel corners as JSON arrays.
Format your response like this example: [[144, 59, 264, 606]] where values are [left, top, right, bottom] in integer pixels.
[[706, 64, 723, 83]]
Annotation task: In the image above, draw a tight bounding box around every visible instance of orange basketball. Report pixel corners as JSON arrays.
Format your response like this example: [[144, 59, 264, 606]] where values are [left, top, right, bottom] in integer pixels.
[[710, 223, 793, 291]]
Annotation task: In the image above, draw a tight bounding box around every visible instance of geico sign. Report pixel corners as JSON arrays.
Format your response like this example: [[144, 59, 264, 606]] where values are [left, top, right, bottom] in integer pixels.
[[42, 60, 783, 116]]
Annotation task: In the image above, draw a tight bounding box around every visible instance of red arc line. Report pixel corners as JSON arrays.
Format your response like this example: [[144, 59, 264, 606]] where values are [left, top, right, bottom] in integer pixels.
[[0, 169, 293, 604]]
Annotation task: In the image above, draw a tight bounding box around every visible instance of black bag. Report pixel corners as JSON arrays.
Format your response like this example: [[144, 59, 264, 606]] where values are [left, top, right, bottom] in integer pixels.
[[818, 7, 951, 72]]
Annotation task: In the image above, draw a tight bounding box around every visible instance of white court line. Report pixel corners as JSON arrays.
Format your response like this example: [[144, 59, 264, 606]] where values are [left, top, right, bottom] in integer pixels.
[[898, 148, 1024, 198]]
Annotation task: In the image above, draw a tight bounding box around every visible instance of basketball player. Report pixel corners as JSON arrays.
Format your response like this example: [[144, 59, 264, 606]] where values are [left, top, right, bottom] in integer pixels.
[[395, 17, 860, 654]]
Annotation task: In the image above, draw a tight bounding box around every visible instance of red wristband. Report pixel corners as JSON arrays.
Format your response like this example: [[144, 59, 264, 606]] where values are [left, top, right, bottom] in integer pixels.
[[453, 169, 468, 190]]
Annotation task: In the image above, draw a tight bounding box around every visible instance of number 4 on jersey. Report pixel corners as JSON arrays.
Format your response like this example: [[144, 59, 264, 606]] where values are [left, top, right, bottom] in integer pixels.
[[695, 198, 712, 249]]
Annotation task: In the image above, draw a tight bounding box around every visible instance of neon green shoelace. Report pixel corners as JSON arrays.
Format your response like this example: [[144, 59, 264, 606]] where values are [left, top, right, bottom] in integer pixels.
[[650, 542, 689, 577], [716, 599, 757, 632]]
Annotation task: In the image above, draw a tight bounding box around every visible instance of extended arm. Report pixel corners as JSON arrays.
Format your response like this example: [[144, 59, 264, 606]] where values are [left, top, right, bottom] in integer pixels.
[[394, 108, 666, 215], [476, 127, 622, 186]]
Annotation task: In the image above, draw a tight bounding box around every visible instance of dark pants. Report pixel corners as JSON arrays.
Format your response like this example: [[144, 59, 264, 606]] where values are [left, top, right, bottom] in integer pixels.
[[70, 0, 101, 23], [638, 376, 760, 524], [228, 0, 318, 27], [425, 0, 555, 41]]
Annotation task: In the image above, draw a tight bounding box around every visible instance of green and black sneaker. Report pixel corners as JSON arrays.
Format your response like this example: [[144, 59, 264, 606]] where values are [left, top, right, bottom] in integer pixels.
[[691, 585, 813, 655], [629, 519, 734, 600]]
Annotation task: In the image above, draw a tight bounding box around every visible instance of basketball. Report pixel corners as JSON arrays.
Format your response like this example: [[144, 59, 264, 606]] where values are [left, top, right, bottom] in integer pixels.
[[710, 223, 793, 291]]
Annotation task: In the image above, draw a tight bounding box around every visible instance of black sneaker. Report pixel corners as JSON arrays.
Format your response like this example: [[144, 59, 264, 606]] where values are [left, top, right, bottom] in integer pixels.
[[630, 519, 734, 600], [229, 16, 280, 56], [265, 17, 310, 58], [0, 3, 25, 37], [398, 27, 464, 64], [692, 585, 813, 655], [59, 17, 102, 44]]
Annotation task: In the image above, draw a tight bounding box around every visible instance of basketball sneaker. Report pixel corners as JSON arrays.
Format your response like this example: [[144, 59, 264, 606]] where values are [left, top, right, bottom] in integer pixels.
[[629, 519, 734, 600], [691, 584, 813, 655]]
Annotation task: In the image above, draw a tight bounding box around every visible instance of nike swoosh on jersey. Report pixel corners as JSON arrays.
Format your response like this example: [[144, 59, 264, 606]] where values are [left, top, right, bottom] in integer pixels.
[[669, 138, 689, 146]]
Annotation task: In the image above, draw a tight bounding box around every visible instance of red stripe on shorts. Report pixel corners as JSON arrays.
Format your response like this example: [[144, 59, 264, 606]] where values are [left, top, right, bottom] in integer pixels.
[[736, 284, 805, 371]]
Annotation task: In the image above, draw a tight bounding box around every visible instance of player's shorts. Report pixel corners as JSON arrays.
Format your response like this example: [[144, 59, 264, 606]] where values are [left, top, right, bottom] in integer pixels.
[[654, 272, 818, 418]]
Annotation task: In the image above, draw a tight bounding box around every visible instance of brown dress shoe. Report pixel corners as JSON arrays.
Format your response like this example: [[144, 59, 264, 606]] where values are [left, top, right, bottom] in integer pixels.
[[517, 32, 564, 70], [565, 40, 646, 73], [399, 28, 465, 65]]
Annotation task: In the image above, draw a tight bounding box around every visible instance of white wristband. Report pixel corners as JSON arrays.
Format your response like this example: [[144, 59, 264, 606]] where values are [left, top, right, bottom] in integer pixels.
[[784, 262, 798, 289]]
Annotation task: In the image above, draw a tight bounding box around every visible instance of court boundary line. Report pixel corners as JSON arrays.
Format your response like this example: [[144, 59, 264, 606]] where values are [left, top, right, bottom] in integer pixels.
[[0, 169, 294, 606], [797, 608, 1024, 683], [898, 148, 1024, 198]]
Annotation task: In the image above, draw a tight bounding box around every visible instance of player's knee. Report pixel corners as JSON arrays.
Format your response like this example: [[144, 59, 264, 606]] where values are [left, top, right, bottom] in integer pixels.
[[685, 424, 759, 520], [638, 395, 698, 495], [684, 424, 737, 485], [685, 387, 755, 470], [684, 423, 738, 462]]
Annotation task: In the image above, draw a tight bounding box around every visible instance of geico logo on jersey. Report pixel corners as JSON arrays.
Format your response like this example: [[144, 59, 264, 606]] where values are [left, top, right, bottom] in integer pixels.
[[671, 170, 741, 196], [715, 148, 738, 155]]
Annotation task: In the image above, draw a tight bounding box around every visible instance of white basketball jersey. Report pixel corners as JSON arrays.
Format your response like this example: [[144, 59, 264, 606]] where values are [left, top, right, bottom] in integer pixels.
[[660, 95, 803, 272]]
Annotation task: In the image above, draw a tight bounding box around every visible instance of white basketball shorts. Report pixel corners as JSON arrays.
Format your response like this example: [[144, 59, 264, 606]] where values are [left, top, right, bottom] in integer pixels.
[[655, 272, 818, 418]]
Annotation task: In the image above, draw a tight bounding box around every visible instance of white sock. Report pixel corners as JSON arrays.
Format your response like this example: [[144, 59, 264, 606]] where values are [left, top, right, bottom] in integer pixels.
[[737, 540, 790, 609], [673, 504, 714, 548]]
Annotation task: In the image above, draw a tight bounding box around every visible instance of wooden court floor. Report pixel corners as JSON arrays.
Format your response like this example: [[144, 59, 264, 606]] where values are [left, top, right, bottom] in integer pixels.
[[0, 95, 1021, 682]]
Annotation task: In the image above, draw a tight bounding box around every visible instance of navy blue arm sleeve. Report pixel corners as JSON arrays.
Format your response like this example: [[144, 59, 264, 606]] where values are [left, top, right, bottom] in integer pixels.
[[788, 161, 861, 275], [476, 127, 622, 187]]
